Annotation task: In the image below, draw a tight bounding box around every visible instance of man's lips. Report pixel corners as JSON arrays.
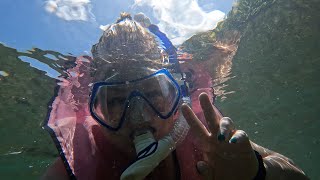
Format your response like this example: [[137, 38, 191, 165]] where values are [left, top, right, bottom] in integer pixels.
[[130, 126, 156, 138]]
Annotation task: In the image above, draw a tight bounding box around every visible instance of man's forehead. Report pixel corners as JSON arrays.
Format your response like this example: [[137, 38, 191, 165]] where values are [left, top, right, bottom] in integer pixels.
[[105, 67, 158, 82], [104, 74, 165, 96]]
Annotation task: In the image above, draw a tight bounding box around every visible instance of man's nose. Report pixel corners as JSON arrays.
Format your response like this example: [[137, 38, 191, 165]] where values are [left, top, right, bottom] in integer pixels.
[[127, 97, 147, 123], [129, 96, 144, 111]]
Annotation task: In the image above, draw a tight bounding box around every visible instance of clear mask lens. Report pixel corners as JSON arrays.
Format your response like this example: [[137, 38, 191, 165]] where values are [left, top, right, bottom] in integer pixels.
[[90, 69, 180, 130]]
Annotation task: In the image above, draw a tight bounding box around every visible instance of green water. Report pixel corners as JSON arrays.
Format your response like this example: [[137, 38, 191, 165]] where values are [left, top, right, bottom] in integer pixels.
[[0, 1, 319, 179], [0, 45, 58, 179], [215, 0, 320, 179]]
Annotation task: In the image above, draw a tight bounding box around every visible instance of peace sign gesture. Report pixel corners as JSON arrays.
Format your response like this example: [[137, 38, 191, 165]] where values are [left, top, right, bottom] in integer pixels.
[[181, 93, 258, 180]]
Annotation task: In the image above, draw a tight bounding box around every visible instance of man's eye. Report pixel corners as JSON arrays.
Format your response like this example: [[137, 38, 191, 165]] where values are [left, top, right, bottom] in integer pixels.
[[145, 91, 162, 97], [108, 98, 126, 105]]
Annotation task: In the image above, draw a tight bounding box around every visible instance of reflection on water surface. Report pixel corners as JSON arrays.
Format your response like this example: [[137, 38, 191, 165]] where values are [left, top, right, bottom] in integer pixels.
[[0, 0, 320, 179]]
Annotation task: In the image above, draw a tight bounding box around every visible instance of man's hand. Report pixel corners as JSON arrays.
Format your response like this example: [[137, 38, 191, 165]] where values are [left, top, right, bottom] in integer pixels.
[[181, 93, 258, 180]]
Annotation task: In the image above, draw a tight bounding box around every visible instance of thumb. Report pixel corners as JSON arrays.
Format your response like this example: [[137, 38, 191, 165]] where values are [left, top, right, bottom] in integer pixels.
[[196, 161, 213, 180]]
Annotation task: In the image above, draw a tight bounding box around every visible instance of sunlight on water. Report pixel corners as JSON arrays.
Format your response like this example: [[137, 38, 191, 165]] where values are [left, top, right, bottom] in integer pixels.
[[0, 71, 9, 77], [0, 0, 319, 179], [19, 56, 61, 78]]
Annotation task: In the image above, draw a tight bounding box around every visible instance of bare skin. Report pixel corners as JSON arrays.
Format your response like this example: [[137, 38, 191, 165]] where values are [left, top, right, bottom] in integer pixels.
[[41, 157, 69, 180], [181, 93, 258, 180]]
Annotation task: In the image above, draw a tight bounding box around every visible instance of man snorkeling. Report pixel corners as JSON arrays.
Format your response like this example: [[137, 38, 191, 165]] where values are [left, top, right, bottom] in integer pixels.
[[42, 13, 309, 180]]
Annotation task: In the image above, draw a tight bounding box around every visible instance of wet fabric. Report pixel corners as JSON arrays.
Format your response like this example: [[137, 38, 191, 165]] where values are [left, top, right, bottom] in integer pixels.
[[44, 56, 219, 179]]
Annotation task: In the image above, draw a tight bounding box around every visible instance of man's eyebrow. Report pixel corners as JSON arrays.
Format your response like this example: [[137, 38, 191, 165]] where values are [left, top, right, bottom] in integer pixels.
[[143, 79, 160, 86], [104, 72, 119, 81], [145, 89, 162, 95], [104, 87, 127, 98]]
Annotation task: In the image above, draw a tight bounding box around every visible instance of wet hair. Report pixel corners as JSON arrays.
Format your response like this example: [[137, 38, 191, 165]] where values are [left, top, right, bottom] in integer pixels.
[[116, 12, 132, 23], [91, 13, 164, 82]]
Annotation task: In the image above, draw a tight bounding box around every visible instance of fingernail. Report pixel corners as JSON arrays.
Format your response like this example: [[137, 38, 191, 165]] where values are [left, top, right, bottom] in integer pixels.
[[217, 134, 225, 141], [230, 137, 237, 143]]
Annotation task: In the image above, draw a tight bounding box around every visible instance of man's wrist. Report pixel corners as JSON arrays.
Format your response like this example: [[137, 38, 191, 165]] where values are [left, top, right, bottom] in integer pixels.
[[253, 150, 266, 180]]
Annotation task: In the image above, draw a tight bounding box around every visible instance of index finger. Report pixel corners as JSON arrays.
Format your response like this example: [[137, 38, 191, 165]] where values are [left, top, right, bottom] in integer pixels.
[[181, 103, 210, 140], [199, 93, 222, 137]]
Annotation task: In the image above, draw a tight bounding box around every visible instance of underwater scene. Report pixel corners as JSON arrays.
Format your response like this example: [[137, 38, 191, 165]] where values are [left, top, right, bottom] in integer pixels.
[[0, 0, 319, 179]]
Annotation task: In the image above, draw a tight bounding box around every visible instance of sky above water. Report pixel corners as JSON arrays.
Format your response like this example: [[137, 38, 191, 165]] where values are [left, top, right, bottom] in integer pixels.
[[0, 0, 234, 56]]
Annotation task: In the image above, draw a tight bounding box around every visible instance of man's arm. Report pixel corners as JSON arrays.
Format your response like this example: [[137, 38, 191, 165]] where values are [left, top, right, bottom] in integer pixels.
[[41, 157, 69, 180], [251, 142, 309, 180]]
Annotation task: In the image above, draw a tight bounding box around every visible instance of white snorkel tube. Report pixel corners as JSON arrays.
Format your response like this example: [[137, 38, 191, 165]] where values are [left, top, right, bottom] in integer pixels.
[[120, 96, 190, 180]]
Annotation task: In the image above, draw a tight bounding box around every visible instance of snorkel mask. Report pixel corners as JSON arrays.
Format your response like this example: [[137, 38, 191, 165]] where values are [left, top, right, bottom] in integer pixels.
[[89, 68, 190, 180], [89, 69, 181, 131]]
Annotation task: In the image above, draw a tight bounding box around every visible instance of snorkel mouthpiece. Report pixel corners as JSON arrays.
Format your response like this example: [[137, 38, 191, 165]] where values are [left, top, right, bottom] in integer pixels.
[[121, 132, 175, 180], [121, 95, 190, 180], [121, 96, 176, 180]]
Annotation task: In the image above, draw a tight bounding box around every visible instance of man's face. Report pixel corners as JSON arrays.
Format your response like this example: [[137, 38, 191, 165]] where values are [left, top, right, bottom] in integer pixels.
[[92, 71, 178, 154]]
